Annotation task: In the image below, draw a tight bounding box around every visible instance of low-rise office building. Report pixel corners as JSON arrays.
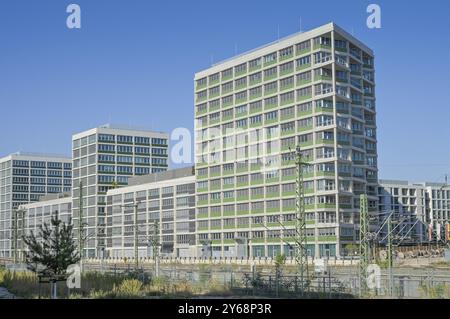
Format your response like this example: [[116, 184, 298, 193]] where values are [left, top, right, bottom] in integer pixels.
[[378, 179, 450, 244], [105, 167, 196, 258], [14, 193, 72, 261]]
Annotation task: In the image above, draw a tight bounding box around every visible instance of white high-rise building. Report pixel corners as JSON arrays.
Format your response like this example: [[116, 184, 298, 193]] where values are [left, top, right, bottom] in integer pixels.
[[0, 152, 72, 257], [194, 23, 377, 258], [71, 124, 169, 258]]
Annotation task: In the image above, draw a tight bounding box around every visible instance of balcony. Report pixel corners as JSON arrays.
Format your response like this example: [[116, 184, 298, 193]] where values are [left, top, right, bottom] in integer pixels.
[[336, 88, 350, 99], [336, 56, 349, 68]]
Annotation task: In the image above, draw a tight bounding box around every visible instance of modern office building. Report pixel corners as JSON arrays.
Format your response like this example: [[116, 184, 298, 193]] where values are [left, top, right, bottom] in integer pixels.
[[378, 180, 450, 244], [0, 152, 72, 257], [194, 22, 378, 258], [71, 124, 170, 258], [105, 167, 196, 258], [15, 193, 72, 261]]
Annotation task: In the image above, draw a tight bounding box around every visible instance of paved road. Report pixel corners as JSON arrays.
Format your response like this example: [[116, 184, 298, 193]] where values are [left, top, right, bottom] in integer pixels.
[[0, 287, 16, 299]]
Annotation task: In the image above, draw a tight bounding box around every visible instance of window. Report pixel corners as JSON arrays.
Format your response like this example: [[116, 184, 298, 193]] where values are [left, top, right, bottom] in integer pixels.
[[235, 63, 247, 74], [249, 72, 262, 83], [298, 117, 313, 128], [267, 200, 280, 210], [250, 115, 262, 125], [209, 73, 220, 83], [266, 185, 279, 195], [223, 163, 234, 172], [235, 77, 247, 88], [279, 46, 293, 58], [135, 136, 150, 145], [209, 112, 220, 122], [235, 104, 247, 115], [135, 147, 150, 155], [222, 81, 233, 92], [117, 135, 133, 144], [117, 145, 132, 153], [249, 58, 261, 69], [281, 137, 295, 149], [299, 133, 313, 144], [249, 86, 262, 97], [220, 96, 232, 107], [296, 56, 311, 67], [282, 183, 295, 193], [298, 101, 312, 113], [223, 176, 234, 185], [98, 144, 115, 152], [280, 106, 295, 118], [152, 148, 167, 156], [281, 121, 295, 133], [335, 39, 347, 49], [222, 108, 233, 119], [315, 83, 333, 95], [264, 67, 277, 79], [197, 90, 207, 100], [313, 51, 332, 64], [296, 40, 310, 52], [314, 36, 331, 46], [205, 100, 219, 112], [98, 134, 115, 143], [316, 115, 334, 126], [264, 81, 277, 93], [209, 86, 220, 97], [280, 76, 294, 89], [297, 86, 312, 98], [264, 96, 278, 107], [265, 110, 278, 121], [280, 91, 294, 104], [279, 61, 294, 74], [264, 52, 277, 63], [135, 167, 150, 175], [297, 71, 311, 84], [316, 147, 334, 159], [196, 77, 207, 87], [222, 68, 233, 79], [236, 119, 247, 128], [317, 179, 335, 191]]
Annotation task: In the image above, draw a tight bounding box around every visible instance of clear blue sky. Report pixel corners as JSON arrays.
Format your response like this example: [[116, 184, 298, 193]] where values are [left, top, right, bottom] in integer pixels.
[[1, 0, 449, 183]]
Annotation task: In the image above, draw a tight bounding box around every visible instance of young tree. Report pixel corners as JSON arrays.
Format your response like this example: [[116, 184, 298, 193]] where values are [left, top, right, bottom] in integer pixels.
[[22, 213, 80, 298], [274, 254, 287, 297]]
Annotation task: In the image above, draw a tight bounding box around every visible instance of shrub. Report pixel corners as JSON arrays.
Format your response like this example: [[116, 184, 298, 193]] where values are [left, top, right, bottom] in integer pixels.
[[113, 279, 143, 298]]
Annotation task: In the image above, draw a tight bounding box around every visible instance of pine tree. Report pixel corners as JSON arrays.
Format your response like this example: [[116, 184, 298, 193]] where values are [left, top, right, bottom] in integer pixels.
[[22, 213, 80, 277]]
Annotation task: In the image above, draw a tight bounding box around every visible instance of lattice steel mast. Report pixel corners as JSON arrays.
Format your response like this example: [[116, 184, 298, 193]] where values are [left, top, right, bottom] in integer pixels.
[[359, 194, 370, 296], [295, 145, 309, 291]]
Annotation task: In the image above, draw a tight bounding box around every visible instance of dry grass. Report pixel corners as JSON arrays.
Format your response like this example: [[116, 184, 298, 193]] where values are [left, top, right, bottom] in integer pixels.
[[0, 267, 233, 299]]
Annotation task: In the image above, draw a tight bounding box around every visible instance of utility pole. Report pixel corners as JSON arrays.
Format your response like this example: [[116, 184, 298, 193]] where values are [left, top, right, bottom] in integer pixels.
[[12, 208, 18, 264], [294, 145, 309, 292], [134, 202, 139, 271], [78, 181, 85, 270], [121, 200, 141, 271], [11, 208, 26, 264], [387, 214, 393, 297], [359, 194, 370, 297], [152, 220, 160, 277]]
